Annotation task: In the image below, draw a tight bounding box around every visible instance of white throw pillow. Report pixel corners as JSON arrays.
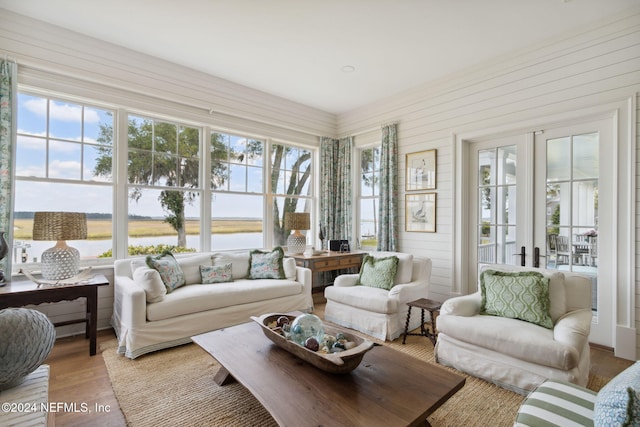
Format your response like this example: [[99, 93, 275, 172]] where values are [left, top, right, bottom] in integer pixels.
[[283, 257, 297, 280], [129, 257, 148, 276], [177, 254, 214, 285], [133, 267, 167, 303]]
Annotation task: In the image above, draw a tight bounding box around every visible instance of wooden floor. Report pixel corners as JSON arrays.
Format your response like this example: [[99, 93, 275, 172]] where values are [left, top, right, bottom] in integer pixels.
[[45, 328, 633, 427]]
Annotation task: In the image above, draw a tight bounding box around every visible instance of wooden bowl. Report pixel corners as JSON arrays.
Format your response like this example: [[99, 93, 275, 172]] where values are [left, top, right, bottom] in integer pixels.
[[251, 313, 375, 374]]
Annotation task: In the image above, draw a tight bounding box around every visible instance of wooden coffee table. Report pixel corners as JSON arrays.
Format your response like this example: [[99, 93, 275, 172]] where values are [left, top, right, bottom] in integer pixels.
[[192, 316, 465, 426]]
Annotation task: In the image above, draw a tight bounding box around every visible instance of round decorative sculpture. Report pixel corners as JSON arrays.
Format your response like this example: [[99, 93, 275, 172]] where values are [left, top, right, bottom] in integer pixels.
[[0, 308, 56, 390], [289, 313, 324, 346]]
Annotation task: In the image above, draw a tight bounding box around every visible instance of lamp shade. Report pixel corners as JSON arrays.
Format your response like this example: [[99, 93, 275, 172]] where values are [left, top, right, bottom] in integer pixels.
[[284, 212, 310, 231], [32, 212, 87, 241]]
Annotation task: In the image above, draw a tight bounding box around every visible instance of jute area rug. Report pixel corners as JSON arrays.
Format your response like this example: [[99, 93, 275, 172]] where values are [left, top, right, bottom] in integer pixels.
[[102, 332, 608, 427]]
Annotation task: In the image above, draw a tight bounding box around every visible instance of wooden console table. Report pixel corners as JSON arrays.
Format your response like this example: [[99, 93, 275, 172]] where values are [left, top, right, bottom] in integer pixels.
[[0, 274, 109, 356], [289, 251, 366, 290]]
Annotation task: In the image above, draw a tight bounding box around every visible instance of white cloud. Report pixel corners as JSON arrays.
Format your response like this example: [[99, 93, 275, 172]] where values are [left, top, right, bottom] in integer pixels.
[[49, 160, 80, 179], [23, 98, 101, 123]]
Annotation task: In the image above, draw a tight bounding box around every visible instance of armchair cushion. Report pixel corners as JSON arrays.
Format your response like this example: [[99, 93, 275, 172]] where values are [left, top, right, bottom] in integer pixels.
[[368, 251, 413, 284], [358, 255, 398, 290], [480, 270, 553, 329]]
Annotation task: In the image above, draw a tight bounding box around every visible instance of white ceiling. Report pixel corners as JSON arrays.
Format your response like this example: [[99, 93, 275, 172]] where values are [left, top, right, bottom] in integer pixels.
[[0, 0, 638, 114]]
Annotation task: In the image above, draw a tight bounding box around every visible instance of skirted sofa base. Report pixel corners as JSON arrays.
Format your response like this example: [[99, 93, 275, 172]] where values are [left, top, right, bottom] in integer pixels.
[[113, 251, 313, 359]]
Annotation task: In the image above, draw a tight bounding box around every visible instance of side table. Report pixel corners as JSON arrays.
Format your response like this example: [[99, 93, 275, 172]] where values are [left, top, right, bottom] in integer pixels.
[[402, 298, 442, 346], [0, 274, 109, 356]]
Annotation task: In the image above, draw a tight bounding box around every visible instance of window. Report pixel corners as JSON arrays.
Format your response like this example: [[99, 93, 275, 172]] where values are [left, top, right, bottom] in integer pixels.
[[12, 89, 316, 268], [14, 93, 114, 267], [122, 115, 202, 253], [358, 146, 380, 249], [210, 132, 264, 250], [271, 143, 313, 247]]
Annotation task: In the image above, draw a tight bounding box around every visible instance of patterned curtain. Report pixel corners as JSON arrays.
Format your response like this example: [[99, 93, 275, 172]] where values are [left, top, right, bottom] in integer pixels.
[[377, 123, 398, 251], [0, 59, 17, 279], [319, 136, 353, 249]]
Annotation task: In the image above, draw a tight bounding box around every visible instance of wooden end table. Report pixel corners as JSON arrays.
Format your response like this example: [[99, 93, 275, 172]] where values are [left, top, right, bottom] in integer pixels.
[[402, 298, 442, 346], [289, 251, 366, 291], [0, 274, 109, 356]]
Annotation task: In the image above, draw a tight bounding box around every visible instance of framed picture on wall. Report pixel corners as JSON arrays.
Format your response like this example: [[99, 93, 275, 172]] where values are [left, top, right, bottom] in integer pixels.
[[405, 193, 436, 232], [406, 149, 436, 191]]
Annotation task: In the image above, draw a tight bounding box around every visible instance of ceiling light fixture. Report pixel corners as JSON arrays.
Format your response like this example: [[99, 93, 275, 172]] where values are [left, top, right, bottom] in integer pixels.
[[341, 65, 355, 73]]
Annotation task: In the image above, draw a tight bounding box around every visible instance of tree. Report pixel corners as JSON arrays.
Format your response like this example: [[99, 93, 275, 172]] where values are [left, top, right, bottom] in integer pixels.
[[270, 144, 312, 245], [94, 118, 227, 248]]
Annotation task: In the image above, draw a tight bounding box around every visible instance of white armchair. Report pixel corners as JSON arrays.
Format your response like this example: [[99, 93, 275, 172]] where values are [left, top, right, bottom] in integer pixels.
[[323, 252, 432, 341], [435, 264, 592, 395]]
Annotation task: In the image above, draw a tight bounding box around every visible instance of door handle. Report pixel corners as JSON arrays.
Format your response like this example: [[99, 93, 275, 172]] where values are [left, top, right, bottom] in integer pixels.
[[512, 246, 526, 266], [534, 247, 547, 268]]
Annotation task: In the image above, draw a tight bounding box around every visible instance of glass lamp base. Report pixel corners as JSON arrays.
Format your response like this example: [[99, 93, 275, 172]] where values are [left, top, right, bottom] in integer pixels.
[[287, 233, 307, 255], [40, 244, 80, 280]]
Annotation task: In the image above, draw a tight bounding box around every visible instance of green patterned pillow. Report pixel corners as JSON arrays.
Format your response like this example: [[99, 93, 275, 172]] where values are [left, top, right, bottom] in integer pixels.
[[357, 255, 399, 291], [200, 263, 233, 284], [480, 270, 553, 329], [248, 247, 285, 279], [146, 251, 185, 293]]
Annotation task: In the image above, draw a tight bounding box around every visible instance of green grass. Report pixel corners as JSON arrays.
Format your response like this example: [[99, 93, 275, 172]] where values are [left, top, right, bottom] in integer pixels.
[[12, 218, 263, 240]]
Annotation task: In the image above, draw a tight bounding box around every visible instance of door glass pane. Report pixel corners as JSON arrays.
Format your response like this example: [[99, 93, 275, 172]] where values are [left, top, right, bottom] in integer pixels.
[[547, 137, 571, 182], [477, 146, 517, 266], [545, 132, 598, 314]]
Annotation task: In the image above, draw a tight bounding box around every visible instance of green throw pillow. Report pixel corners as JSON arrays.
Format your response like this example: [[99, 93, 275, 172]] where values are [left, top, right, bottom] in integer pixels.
[[357, 255, 399, 290], [248, 247, 285, 279], [146, 251, 185, 293], [480, 270, 553, 329], [200, 263, 233, 284]]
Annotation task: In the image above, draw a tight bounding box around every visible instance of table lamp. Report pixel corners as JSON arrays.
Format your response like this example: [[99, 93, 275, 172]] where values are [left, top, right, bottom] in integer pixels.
[[32, 212, 87, 280], [284, 212, 310, 254]]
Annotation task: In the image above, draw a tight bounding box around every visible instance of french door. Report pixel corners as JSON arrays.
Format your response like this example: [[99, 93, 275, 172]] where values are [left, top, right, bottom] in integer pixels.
[[469, 118, 613, 346]]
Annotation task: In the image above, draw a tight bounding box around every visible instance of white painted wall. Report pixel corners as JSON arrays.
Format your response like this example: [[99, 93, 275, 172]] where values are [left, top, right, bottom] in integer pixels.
[[338, 7, 640, 358]]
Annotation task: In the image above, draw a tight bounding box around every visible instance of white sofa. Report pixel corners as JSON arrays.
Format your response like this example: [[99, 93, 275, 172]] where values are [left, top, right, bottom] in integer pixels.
[[435, 264, 592, 395], [112, 251, 313, 359], [323, 252, 432, 341]]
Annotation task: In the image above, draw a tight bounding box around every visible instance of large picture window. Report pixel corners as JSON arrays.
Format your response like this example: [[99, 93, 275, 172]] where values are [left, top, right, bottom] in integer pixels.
[[14, 93, 114, 267], [12, 90, 315, 269]]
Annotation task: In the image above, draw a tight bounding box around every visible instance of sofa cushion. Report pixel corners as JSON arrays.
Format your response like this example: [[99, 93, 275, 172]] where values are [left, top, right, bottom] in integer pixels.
[[199, 263, 233, 284], [133, 267, 166, 303], [130, 257, 148, 275], [480, 270, 553, 329], [594, 361, 640, 426], [248, 247, 285, 279], [146, 278, 303, 321], [370, 251, 413, 284], [324, 285, 399, 314], [358, 255, 399, 290], [211, 251, 250, 279], [146, 252, 185, 292], [177, 254, 213, 285]]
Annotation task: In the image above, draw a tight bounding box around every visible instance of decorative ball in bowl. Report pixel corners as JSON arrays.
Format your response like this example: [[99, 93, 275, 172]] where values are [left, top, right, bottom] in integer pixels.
[[252, 312, 375, 374]]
